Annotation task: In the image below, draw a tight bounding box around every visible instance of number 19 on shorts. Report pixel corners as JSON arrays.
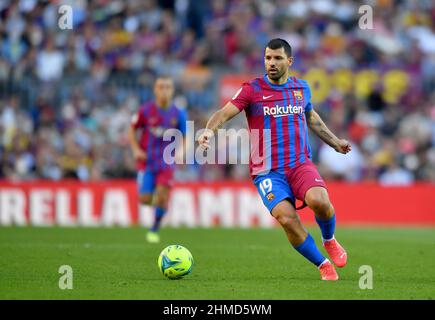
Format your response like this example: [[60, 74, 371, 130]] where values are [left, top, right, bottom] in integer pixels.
[[259, 178, 273, 196]]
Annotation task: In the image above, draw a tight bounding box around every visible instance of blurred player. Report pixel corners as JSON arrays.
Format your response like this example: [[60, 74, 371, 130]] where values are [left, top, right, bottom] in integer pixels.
[[198, 38, 351, 280], [128, 76, 187, 243]]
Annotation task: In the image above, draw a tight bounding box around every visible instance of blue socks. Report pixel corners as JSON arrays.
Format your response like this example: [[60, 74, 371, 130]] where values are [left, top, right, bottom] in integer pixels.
[[294, 234, 326, 267], [293, 214, 336, 267], [315, 214, 336, 241], [150, 207, 166, 232]]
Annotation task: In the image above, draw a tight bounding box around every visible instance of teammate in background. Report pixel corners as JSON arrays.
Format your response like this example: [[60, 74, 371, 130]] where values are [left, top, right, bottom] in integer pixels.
[[128, 76, 187, 243], [198, 38, 351, 280]]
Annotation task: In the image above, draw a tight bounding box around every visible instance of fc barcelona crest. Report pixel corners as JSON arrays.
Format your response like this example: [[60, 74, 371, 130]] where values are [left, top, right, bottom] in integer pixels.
[[294, 90, 303, 100], [170, 118, 177, 126]]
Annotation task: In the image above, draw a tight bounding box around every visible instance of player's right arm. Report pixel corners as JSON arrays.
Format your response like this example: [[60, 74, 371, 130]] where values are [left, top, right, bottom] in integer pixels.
[[198, 83, 252, 150], [198, 102, 241, 150], [128, 112, 147, 160]]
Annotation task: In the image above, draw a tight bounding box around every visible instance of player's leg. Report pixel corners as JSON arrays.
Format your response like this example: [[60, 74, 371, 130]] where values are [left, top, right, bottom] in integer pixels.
[[271, 200, 316, 253], [271, 200, 307, 245], [304, 186, 347, 267], [138, 193, 153, 206], [146, 168, 174, 241], [254, 171, 338, 280], [137, 170, 160, 243], [288, 160, 347, 267], [271, 200, 338, 280], [305, 186, 335, 239], [150, 184, 170, 234], [137, 170, 155, 206]]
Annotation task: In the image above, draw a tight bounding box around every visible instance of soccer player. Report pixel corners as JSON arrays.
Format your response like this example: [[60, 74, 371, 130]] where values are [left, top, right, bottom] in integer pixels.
[[128, 76, 187, 243], [198, 38, 350, 280]]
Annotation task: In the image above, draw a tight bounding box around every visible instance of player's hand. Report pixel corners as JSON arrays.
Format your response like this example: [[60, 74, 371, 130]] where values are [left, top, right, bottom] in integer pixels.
[[334, 139, 352, 154], [198, 129, 214, 150], [133, 148, 147, 160]]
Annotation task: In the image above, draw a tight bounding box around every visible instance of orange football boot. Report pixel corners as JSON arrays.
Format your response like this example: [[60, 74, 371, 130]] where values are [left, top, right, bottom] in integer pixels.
[[318, 259, 339, 281], [323, 237, 347, 267]]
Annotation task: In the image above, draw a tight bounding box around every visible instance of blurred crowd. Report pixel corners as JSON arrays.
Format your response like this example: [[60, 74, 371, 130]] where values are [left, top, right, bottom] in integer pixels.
[[0, 0, 434, 184]]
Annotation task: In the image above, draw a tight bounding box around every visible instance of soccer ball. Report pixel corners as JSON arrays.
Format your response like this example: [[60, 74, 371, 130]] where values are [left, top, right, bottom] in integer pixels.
[[157, 245, 194, 279]]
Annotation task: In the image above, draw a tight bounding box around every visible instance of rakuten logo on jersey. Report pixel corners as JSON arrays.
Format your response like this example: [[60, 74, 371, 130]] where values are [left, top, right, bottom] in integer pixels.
[[263, 105, 303, 117]]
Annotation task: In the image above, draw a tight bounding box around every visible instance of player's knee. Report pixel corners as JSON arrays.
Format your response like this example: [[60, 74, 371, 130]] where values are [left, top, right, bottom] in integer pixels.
[[306, 194, 332, 214], [155, 201, 168, 210], [139, 194, 153, 205], [274, 212, 299, 228], [154, 187, 169, 208], [153, 195, 168, 209]]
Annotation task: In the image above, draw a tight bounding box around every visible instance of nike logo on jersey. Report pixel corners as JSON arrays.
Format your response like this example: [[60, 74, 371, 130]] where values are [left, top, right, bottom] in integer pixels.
[[315, 178, 323, 182], [262, 95, 273, 100]]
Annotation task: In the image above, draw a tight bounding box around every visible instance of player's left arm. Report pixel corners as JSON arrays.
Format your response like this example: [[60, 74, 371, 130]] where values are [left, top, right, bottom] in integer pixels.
[[305, 110, 352, 154]]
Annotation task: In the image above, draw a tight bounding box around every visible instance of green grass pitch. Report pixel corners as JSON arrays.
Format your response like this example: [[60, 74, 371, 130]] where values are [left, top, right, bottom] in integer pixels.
[[0, 226, 434, 300]]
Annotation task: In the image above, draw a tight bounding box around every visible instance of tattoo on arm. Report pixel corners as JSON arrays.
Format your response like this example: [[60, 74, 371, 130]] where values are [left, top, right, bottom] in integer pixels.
[[319, 129, 337, 148], [307, 111, 338, 148]]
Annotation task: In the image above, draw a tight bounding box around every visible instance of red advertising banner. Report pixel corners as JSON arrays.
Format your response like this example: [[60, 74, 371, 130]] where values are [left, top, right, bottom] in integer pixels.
[[0, 180, 434, 227]]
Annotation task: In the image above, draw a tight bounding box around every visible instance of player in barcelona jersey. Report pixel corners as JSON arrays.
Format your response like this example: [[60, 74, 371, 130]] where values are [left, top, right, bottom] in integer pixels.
[[198, 38, 351, 280], [128, 76, 187, 243]]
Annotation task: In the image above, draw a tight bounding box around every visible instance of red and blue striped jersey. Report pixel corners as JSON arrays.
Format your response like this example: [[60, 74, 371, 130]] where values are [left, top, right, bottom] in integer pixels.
[[131, 101, 187, 171], [231, 74, 313, 176]]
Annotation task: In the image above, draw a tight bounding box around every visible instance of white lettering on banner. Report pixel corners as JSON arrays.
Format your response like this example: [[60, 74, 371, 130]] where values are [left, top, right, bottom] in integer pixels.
[[166, 189, 197, 227], [55, 190, 76, 226], [0, 189, 26, 226], [238, 189, 275, 228], [30, 189, 53, 226], [101, 190, 131, 226], [138, 205, 154, 227], [77, 190, 99, 226], [1, 183, 278, 227], [199, 189, 234, 227]]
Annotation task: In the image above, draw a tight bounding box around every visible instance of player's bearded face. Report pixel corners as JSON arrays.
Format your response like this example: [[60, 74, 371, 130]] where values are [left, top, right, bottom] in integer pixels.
[[264, 47, 292, 81]]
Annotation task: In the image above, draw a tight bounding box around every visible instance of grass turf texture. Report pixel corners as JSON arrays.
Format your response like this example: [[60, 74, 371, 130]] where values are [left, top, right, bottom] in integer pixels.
[[0, 227, 434, 300]]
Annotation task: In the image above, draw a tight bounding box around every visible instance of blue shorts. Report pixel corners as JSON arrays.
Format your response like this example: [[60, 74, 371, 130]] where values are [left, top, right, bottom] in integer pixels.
[[137, 168, 174, 196], [253, 170, 296, 213], [137, 170, 156, 195]]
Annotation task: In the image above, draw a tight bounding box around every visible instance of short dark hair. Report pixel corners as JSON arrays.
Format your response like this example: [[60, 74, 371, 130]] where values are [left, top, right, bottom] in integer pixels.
[[266, 38, 292, 57]]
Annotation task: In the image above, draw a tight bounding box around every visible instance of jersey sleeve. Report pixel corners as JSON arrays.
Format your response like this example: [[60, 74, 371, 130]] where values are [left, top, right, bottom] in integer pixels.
[[178, 108, 188, 136], [230, 82, 254, 111], [305, 102, 313, 113], [131, 108, 146, 129], [304, 82, 314, 113]]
